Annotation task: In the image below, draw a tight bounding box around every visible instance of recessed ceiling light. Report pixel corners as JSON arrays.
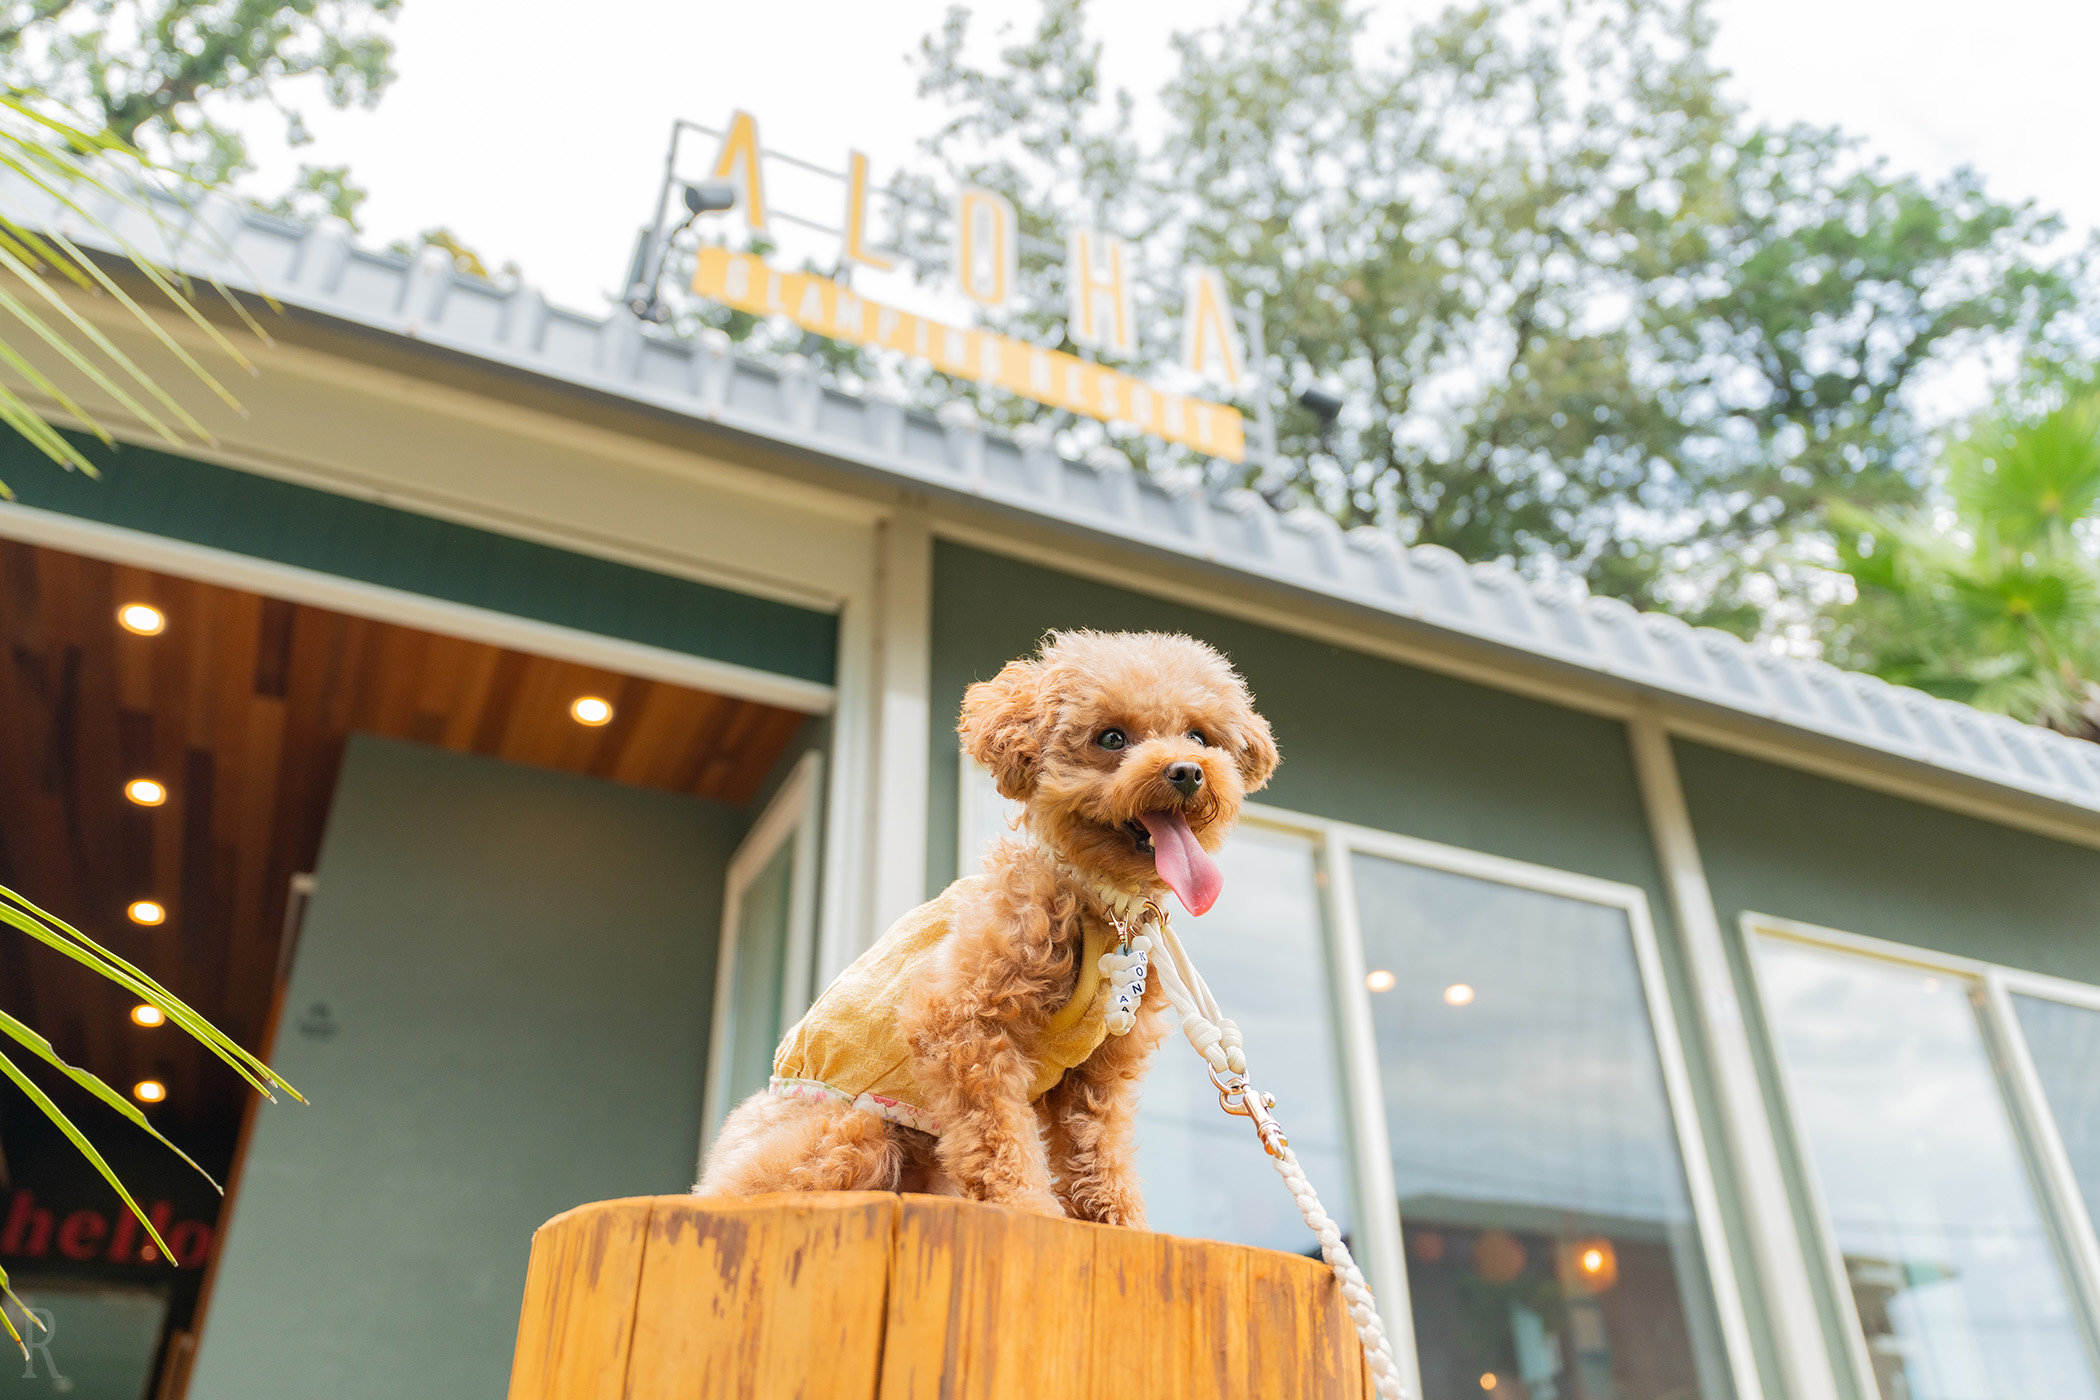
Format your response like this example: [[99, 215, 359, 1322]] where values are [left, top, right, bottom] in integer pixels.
[[570, 695, 614, 726], [127, 900, 166, 926], [117, 603, 166, 635], [131, 1004, 165, 1028], [132, 1079, 166, 1104], [125, 778, 167, 807], [1572, 1237, 1617, 1290], [1443, 983, 1476, 1006], [1364, 969, 1396, 993]]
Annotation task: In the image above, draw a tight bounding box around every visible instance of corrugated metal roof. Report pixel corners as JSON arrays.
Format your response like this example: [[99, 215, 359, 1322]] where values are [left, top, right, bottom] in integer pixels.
[[21, 174, 2100, 819]]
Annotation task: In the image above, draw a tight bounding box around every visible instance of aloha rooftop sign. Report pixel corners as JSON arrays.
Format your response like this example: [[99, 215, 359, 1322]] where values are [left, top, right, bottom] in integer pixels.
[[688, 112, 1250, 463]]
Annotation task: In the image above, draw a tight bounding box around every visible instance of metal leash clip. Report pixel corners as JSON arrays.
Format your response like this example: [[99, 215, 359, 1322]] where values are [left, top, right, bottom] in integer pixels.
[[1211, 1065, 1288, 1158]]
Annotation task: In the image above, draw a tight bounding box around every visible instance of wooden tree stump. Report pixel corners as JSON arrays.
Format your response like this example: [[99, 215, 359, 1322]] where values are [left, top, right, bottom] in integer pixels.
[[506, 1192, 1377, 1399]]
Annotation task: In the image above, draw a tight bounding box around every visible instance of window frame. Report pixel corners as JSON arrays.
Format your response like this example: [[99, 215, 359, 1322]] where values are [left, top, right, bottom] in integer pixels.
[[1333, 819, 1763, 1400], [954, 757, 1761, 1400], [1738, 911, 2100, 1397], [698, 749, 825, 1163]]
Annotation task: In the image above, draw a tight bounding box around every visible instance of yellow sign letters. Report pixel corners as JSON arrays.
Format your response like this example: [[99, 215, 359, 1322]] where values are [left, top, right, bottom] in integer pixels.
[[1066, 227, 1139, 357], [710, 110, 768, 233], [693, 247, 1245, 462]]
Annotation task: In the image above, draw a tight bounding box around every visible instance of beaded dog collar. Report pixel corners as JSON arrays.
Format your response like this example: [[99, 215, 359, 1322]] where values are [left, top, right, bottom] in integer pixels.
[[1019, 833, 1150, 921], [1019, 834, 1156, 1035]]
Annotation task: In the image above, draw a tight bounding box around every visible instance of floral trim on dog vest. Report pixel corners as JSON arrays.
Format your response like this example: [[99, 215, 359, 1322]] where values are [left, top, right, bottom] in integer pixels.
[[767, 1075, 944, 1135], [768, 875, 1125, 1136]]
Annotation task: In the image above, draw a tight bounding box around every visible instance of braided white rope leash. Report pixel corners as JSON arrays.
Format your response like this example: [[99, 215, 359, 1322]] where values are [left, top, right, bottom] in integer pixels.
[[1106, 900, 1411, 1400]]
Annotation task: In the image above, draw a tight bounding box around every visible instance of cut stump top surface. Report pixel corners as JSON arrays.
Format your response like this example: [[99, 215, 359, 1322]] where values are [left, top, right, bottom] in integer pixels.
[[507, 1192, 1376, 1400]]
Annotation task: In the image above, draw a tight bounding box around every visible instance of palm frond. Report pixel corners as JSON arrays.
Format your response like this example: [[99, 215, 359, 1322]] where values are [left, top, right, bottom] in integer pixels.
[[1948, 397, 2100, 550], [0, 105, 294, 1356], [0, 881, 298, 1356], [0, 97, 258, 495], [0, 1045, 181, 1265], [0, 887, 301, 1103], [1829, 393, 2100, 739], [0, 1262, 39, 1353]]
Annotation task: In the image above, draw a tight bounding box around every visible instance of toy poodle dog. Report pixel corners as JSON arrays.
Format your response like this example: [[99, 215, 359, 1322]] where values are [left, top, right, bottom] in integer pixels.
[[695, 629, 1278, 1223]]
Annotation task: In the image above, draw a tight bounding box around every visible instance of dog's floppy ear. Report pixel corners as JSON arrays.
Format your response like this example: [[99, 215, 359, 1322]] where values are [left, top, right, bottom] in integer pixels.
[[1232, 709, 1280, 793], [959, 660, 1049, 800]]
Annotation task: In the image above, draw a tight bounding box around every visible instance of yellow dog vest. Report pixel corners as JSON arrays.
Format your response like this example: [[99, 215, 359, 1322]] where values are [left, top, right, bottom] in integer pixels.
[[770, 876, 1117, 1135]]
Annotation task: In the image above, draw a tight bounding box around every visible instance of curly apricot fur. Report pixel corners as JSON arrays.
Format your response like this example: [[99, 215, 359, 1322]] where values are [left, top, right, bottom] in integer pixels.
[[696, 631, 1276, 1223]]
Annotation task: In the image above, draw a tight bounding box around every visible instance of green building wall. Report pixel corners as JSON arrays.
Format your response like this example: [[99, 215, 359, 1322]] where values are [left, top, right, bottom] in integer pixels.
[[0, 433, 839, 684], [188, 736, 742, 1399], [1678, 738, 2100, 984], [926, 541, 1665, 894], [925, 540, 1786, 1396], [1675, 738, 2100, 1400]]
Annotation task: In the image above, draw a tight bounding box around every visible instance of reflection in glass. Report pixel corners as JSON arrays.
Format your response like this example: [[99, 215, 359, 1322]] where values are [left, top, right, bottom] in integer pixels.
[[1353, 854, 1731, 1400], [2012, 992, 2100, 1237], [721, 840, 794, 1110], [1758, 941, 2100, 1400], [1137, 825, 1353, 1252], [962, 765, 1352, 1252]]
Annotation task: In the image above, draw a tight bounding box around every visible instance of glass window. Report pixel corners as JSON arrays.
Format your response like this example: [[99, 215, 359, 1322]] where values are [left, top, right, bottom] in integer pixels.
[[1756, 940, 2100, 1400], [2013, 992, 2100, 1232], [961, 764, 1352, 1252], [1352, 854, 1733, 1400], [1136, 823, 1354, 1253], [0, 1278, 169, 1399], [719, 839, 795, 1110], [705, 754, 820, 1148]]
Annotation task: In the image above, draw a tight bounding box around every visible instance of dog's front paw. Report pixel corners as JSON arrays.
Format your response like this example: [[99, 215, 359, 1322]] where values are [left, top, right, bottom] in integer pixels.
[[1064, 1187, 1146, 1229], [1002, 1188, 1068, 1219]]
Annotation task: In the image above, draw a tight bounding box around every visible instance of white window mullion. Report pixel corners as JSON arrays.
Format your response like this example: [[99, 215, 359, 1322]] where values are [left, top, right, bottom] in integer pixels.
[[1982, 970, 2100, 1357], [1632, 720, 1846, 1400], [699, 750, 826, 1165], [1628, 898, 1769, 1400], [1320, 823, 1421, 1400], [1734, 928, 1885, 1400]]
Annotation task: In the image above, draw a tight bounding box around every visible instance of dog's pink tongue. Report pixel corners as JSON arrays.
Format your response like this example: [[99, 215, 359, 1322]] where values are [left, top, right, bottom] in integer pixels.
[[1139, 810, 1223, 916]]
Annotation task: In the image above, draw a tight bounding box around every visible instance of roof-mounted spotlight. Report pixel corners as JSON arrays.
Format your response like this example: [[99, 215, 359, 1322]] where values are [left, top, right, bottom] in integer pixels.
[[1297, 384, 1345, 426], [683, 181, 737, 215], [627, 169, 740, 324]]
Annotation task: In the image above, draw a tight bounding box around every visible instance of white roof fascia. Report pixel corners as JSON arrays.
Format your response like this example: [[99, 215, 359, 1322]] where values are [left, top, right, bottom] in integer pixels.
[[18, 171, 2100, 822]]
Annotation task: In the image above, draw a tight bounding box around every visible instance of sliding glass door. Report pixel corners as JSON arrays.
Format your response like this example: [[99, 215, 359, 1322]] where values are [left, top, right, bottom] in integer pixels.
[[958, 760, 1757, 1399], [1748, 920, 2100, 1400], [960, 764, 1355, 1253], [1134, 821, 1355, 1253], [699, 752, 824, 1158], [1348, 846, 1744, 1400]]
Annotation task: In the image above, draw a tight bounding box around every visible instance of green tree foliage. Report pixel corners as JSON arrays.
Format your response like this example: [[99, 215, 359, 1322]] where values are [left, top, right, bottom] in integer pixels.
[[259, 155, 364, 225], [1824, 396, 2100, 737], [898, 2, 1151, 362], [896, 0, 2082, 629], [0, 0, 401, 223]]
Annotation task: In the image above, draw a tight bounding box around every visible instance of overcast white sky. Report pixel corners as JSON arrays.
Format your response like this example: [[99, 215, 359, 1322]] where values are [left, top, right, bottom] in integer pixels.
[[225, 1, 2100, 316]]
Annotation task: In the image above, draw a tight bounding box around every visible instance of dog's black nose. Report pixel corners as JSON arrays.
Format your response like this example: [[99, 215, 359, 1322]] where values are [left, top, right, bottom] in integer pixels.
[[1166, 761, 1204, 799]]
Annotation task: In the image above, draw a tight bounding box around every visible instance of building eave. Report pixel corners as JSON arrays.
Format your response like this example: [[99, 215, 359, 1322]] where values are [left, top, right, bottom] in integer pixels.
[[19, 171, 2100, 826]]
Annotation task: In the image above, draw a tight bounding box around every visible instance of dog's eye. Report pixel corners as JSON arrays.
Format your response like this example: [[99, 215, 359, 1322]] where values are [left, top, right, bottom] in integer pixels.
[[1097, 728, 1127, 751], [1188, 730, 1206, 746]]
